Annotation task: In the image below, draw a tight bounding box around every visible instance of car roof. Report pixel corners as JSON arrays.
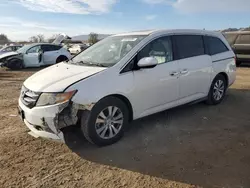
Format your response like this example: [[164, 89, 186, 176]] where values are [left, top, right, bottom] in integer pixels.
[[114, 30, 158, 36], [114, 29, 222, 37]]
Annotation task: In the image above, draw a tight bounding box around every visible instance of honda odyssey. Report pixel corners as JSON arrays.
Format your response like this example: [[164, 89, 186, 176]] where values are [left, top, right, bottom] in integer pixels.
[[18, 29, 236, 146]]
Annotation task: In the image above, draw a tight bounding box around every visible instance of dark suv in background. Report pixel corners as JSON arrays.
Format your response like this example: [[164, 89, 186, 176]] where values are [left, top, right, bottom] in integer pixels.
[[224, 31, 250, 66]]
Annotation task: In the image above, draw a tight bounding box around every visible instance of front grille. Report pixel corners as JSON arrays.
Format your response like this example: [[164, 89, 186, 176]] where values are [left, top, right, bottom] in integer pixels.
[[20, 86, 41, 108]]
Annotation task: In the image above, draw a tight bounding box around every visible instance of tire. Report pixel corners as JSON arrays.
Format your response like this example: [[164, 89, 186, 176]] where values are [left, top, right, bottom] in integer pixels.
[[56, 56, 68, 63], [7, 59, 23, 70], [206, 74, 227, 105], [81, 97, 129, 146]]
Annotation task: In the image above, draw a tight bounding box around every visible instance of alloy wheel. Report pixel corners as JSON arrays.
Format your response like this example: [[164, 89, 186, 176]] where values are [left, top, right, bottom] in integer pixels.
[[95, 106, 124, 139], [213, 80, 225, 101]]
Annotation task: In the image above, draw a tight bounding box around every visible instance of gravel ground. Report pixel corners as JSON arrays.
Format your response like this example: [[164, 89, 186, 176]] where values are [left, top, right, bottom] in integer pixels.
[[0, 66, 250, 188]]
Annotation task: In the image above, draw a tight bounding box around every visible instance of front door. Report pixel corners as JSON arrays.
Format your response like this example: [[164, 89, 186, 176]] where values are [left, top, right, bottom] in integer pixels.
[[173, 35, 212, 104], [130, 36, 180, 119], [23, 45, 41, 67]]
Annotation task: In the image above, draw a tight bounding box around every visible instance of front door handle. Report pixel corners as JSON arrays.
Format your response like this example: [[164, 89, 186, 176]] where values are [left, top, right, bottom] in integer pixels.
[[170, 71, 179, 76], [180, 69, 188, 75]]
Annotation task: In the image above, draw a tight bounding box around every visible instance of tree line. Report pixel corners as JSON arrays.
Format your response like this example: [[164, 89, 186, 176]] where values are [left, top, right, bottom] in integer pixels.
[[0, 32, 99, 45]]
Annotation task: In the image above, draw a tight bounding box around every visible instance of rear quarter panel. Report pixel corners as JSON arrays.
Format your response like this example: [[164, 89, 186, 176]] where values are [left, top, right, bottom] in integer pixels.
[[60, 48, 71, 59], [211, 51, 236, 87]]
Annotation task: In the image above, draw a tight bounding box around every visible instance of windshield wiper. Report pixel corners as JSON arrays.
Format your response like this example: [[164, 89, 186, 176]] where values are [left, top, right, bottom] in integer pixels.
[[76, 61, 107, 67]]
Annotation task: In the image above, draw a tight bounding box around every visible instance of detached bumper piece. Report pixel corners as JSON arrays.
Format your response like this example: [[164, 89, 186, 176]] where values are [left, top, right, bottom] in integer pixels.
[[24, 119, 63, 140]]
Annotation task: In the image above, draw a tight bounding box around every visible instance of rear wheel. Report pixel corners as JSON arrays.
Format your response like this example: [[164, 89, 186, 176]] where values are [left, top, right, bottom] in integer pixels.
[[206, 74, 227, 105], [81, 97, 129, 146], [56, 56, 68, 63]]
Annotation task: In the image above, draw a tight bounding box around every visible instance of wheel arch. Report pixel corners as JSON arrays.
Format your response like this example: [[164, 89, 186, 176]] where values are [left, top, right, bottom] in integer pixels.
[[56, 55, 68, 63], [217, 72, 229, 88], [101, 94, 134, 122]]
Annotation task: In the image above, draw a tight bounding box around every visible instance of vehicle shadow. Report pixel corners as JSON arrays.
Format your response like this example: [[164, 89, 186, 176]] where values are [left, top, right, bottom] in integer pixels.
[[63, 88, 250, 188]]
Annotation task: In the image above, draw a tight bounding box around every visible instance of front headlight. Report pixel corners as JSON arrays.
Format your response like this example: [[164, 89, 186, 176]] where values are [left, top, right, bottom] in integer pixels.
[[36, 90, 77, 107]]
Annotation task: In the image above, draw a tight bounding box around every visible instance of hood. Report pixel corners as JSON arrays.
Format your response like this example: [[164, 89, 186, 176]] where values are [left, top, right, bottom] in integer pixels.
[[24, 63, 106, 92], [0, 51, 18, 60]]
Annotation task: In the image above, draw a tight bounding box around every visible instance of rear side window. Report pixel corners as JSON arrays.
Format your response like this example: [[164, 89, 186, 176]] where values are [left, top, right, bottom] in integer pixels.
[[205, 36, 229, 55], [42, 45, 62, 52], [174, 35, 205, 59], [235, 34, 250, 44], [52, 45, 62, 51]]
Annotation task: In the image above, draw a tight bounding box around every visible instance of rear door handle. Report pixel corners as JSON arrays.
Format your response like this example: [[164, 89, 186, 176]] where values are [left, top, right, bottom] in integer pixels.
[[180, 69, 188, 75], [170, 71, 179, 76]]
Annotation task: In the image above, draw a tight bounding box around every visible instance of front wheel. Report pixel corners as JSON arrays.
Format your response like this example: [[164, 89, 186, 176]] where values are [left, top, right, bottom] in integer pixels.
[[7, 58, 24, 70], [81, 97, 129, 146], [206, 74, 227, 105]]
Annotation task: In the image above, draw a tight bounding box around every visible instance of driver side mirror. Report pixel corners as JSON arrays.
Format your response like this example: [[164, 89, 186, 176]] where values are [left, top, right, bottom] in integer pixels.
[[137, 57, 158, 69]]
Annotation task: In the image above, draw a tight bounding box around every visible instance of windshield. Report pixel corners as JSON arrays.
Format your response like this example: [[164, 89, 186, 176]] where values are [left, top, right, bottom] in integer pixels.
[[69, 35, 147, 67], [16, 44, 34, 54]]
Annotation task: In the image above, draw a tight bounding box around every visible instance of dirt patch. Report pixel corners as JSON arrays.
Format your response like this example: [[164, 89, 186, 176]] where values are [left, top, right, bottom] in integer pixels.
[[1, 67, 250, 188]]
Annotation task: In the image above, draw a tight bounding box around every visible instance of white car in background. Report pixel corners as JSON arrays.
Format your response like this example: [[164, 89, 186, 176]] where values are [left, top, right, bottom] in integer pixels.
[[0, 45, 23, 55], [68, 44, 88, 54], [0, 34, 71, 69], [18, 29, 236, 146]]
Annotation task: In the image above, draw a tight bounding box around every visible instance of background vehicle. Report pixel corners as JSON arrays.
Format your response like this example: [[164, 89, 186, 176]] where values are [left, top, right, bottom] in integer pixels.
[[0, 45, 22, 55], [224, 31, 250, 66], [68, 44, 88, 54], [0, 35, 71, 69], [18, 29, 236, 146]]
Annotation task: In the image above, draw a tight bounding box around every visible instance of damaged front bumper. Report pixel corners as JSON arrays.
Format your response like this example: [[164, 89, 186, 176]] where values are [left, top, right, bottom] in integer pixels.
[[18, 98, 91, 141]]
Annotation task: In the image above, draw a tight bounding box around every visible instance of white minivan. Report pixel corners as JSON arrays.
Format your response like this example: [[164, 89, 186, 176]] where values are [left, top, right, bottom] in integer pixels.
[[18, 29, 236, 146]]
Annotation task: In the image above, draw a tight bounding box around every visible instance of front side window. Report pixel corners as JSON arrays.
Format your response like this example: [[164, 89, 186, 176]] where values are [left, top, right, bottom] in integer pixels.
[[205, 36, 228, 55], [69, 35, 147, 67], [137, 36, 173, 64], [235, 34, 250, 44], [27, 45, 41, 53], [174, 35, 205, 59]]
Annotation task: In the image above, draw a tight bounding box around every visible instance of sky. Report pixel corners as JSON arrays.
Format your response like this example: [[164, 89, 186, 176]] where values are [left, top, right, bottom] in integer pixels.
[[0, 0, 250, 41]]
